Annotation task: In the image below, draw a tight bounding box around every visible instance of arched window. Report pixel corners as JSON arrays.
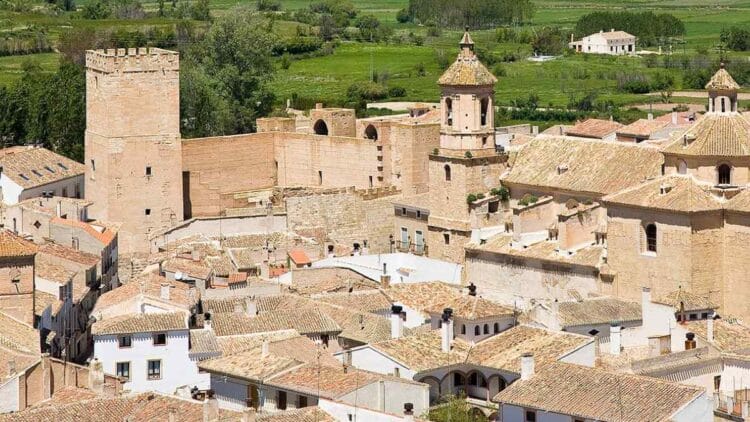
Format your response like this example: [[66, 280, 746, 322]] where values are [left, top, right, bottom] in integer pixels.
[[444, 165, 451, 181], [445, 98, 453, 126], [437, 320, 442, 328], [474, 325, 480, 336], [645, 223, 657, 253], [480, 97, 489, 126], [493, 322, 499, 333], [721, 97, 726, 113], [718, 164, 731, 185], [461, 324, 466, 335], [364, 124, 378, 140], [678, 160, 687, 175], [469, 373, 478, 386], [483, 324, 489, 334], [313, 120, 328, 135]]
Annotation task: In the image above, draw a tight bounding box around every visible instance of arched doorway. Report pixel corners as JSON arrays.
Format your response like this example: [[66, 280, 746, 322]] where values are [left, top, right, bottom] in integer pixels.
[[466, 370, 489, 400], [313, 119, 328, 135], [364, 124, 378, 140], [418, 376, 442, 404]]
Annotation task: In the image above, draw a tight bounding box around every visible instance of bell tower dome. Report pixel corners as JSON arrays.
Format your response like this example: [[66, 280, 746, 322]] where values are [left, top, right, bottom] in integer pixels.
[[437, 28, 498, 151], [706, 63, 740, 114]]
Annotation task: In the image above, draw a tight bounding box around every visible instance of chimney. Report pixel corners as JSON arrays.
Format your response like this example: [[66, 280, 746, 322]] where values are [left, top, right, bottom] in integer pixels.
[[403, 403, 415, 421], [672, 112, 678, 125], [610, 323, 622, 356], [241, 409, 257, 422], [160, 283, 170, 301], [88, 358, 105, 393], [204, 313, 212, 330], [168, 408, 177, 422], [600, 29, 603, 33], [467, 283, 477, 297], [315, 103, 323, 109], [203, 391, 219, 422], [7, 359, 15, 376], [685, 332, 697, 350], [570, 33, 574, 43], [390, 305, 404, 339], [707, 313, 715, 343], [261, 340, 270, 358], [380, 275, 391, 289], [191, 247, 200, 262], [520, 353, 535, 380], [611, 28, 615, 32], [641, 287, 651, 319], [647, 112, 653, 120], [245, 297, 257, 316], [441, 308, 453, 353]]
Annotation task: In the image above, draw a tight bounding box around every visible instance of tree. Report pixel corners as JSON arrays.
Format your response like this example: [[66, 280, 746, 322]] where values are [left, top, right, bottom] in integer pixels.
[[531, 26, 566, 55], [318, 13, 337, 41], [424, 395, 488, 422], [185, 11, 277, 134], [652, 72, 675, 103], [356, 15, 386, 42], [406, 0, 534, 29], [191, 0, 211, 21]]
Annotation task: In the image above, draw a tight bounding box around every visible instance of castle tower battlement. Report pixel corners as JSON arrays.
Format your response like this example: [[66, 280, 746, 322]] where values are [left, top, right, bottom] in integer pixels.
[[85, 47, 183, 253], [85, 48, 179, 74]]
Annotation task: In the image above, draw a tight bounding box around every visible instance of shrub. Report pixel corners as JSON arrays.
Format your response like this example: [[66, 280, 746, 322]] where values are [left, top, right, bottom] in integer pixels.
[[388, 86, 407, 97], [415, 62, 426, 77], [433, 148, 439, 155], [492, 64, 507, 77], [518, 193, 538, 206], [466, 193, 478, 204], [279, 54, 291, 69], [464, 151, 473, 158], [396, 8, 411, 23], [426, 26, 442, 38], [435, 49, 450, 70], [256, 0, 281, 11], [476, 193, 485, 200], [491, 186, 510, 201], [346, 81, 387, 102]]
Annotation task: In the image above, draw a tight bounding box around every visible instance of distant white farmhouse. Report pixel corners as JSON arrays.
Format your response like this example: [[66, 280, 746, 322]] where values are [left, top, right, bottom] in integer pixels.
[[569, 29, 636, 55]]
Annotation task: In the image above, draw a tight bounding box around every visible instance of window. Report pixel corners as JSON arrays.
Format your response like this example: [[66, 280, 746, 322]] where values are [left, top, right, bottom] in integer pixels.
[[416, 210, 421, 218], [146, 166, 152, 176], [483, 324, 489, 334], [444, 164, 451, 181], [44, 165, 55, 174], [116, 362, 130, 380], [90, 160, 95, 171], [714, 375, 721, 391], [721, 97, 726, 113], [453, 373, 464, 386], [689, 313, 698, 320], [313, 120, 328, 135], [62, 187, 68, 197], [402, 207, 407, 215], [480, 98, 489, 126], [321, 334, 329, 347], [445, 98, 453, 126], [277, 391, 287, 410], [525, 410, 536, 422], [145, 209, 151, 216], [19, 173, 29, 181], [32, 169, 42, 177], [394, 367, 400, 377], [645, 224, 657, 253], [33, 221, 41, 230], [702, 312, 709, 319], [74, 183, 81, 199], [365, 124, 378, 140], [153, 333, 166, 346], [147, 360, 161, 380], [469, 372, 478, 385], [718, 164, 731, 185], [318, 170, 323, 185], [588, 329, 600, 336], [474, 325, 480, 336], [118, 336, 132, 348], [443, 233, 450, 245], [298, 396, 308, 408], [494, 323, 499, 333]]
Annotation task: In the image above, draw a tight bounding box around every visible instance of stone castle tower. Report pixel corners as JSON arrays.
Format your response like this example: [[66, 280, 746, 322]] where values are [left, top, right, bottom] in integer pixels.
[[84, 48, 183, 253], [427, 30, 507, 263]]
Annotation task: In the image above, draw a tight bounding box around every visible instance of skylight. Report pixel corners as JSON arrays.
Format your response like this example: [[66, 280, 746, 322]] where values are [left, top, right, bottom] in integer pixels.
[[57, 162, 68, 170]]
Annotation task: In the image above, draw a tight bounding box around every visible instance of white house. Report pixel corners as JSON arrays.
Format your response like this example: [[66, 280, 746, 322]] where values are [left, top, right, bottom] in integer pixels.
[[569, 29, 636, 55], [91, 311, 209, 394], [494, 361, 713, 422], [0, 146, 85, 207]]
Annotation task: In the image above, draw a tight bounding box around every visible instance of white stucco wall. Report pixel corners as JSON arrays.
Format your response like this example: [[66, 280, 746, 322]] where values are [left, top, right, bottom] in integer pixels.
[[342, 346, 416, 379], [93, 329, 208, 394], [0, 376, 19, 413], [558, 341, 596, 367], [212, 374, 249, 411], [501, 405, 571, 422], [671, 393, 713, 422], [313, 253, 462, 285], [19, 175, 84, 204], [0, 174, 23, 207], [319, 398, 414, 422]]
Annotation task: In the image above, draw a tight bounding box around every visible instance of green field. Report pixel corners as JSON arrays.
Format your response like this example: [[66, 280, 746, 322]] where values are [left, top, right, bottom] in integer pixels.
[[2, 0, 750, 108]]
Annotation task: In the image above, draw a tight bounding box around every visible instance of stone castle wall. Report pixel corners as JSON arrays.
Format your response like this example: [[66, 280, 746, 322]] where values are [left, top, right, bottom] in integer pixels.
[[309, 108, 356, 137]]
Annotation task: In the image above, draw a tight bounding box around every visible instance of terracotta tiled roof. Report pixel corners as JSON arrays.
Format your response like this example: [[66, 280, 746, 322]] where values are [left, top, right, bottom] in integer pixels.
[[683, 319, 750, 353], [423, 295, 514, 320], [0, 230, 37, 257], [0, 311, 40, 354], [94, 273, 197, 312], [0, 146, 84, 189], [92, 312, 187, 335], [203, 297, 251, 314], [198, 350, 303, 382], [30, 386, 99, 408], [267, 364, 380, 399], [0, 392, 240, 422], [503, 136, 662, 196], [189, 329, 220, 356], [603, 175, 721, 213], [215, 330, 300, 355], [392, 192, 431, 210], [228, 272, 247, 283], [493, 362, 703, 422], [706, 66, 740, 91], [50, 218, 116, 245], [162, 257, 213, 280], [565, 119, 623, 139], [438, 31, 496, 87], [210, 308, 341, 337], [631, 347, 722, 376], [288, 248, 311, 265], [616, 118, 669, 138], [597, 30, 635, 40], [38, 243, 98, 267], [557, 298, 641, 328], [257, 407, 335, 422], [726, 188, 750, 213], [385, 282, 463, 315], [34, 290, 59, 316], [467, 235, 604, 269], [314, 290, 392, 313], [372, 330, 472, 372], [35, 260, 76, 284], [288, 268, 378, 296], [468, 325, 592, 373], [663, 113, 750, 157], [653, 289, 717, 312]]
